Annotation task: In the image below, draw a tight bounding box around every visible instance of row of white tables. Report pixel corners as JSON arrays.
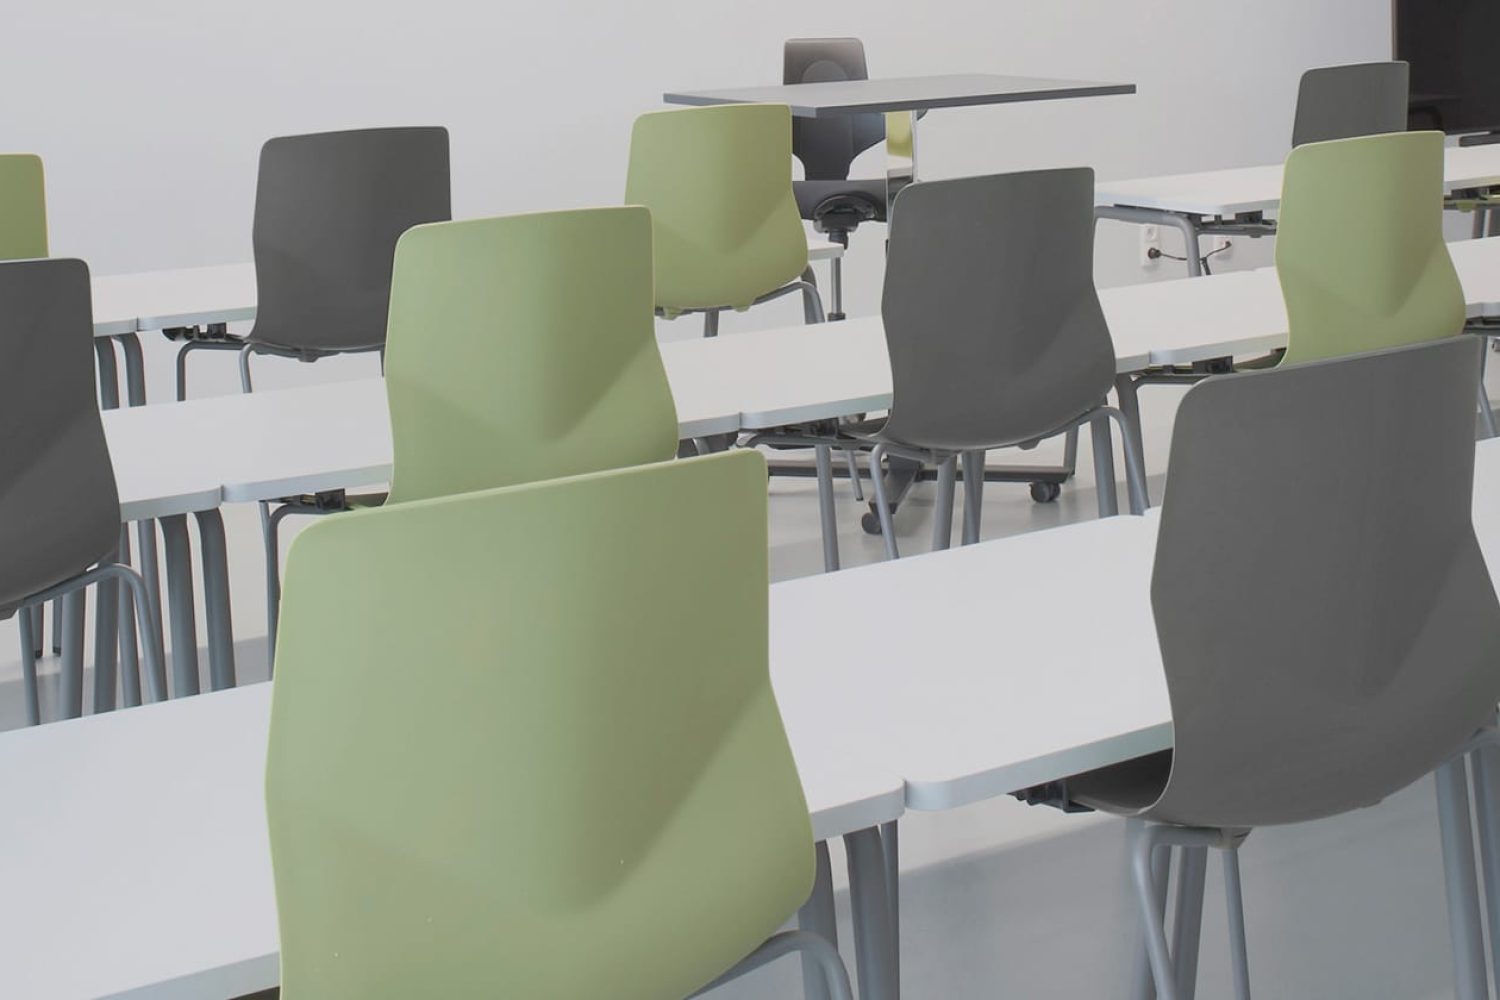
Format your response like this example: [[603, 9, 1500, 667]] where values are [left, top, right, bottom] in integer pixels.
[[1095, 143, 1500, 276], [93, 236, 1500, 704], [14, 435, 1500, 999]]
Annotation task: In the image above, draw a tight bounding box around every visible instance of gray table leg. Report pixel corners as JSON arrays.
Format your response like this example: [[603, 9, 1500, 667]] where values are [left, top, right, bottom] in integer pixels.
[[880, 820, 900, 989], [119, 333, 147, 406], [1114, 373, 1151, 506], [59, 590, 86, 719], [845, 827, 898, 1000], [797, 841, 839, 1000], [158, 515, 201, 698], [1435, 756, 1489, 1000], [135, 520, 165, 682], [18, 604, 40, 725], [814, 444, 841, 573], [195, 509, 237, 690], [1095, 205, 1206, 278]]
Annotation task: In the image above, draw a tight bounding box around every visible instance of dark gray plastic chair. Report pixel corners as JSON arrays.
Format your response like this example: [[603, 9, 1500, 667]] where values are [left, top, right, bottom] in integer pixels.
[[174, 127, 451, 397], [1065, 338, 1500, 1000], [786, 38, 890, 321], [837, 168, 1147, 560], [1292, 61, 1409, 147], [1, 259, 166, 724]]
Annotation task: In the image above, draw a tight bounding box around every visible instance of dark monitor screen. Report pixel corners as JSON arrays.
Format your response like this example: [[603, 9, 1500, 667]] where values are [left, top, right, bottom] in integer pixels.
[[1397, 0, 1500, 134]]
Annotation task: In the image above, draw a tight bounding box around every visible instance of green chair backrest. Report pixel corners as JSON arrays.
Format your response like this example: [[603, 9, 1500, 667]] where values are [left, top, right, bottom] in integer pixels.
[[266, 450, 813, 999], [625, 104, 808, 313], [1275, 130, 1464, 367], [382, 206, 679, 505], [0, 155, 47, 260]]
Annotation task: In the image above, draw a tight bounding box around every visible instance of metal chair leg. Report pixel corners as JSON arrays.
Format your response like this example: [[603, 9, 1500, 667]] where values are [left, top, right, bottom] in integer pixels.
[[18, 605, 39, 726], [797, 842, 838, 1000], [28, 603, 42, 658], [961, 450, 984, 545], [931, 455, 956, 551], [1170, 846, 1208, 1000], [238, 343, 256, 392], [868, 444, 900, 561], [845, 449, 865, 502], [1222, 847, 1251, 1000], [1130, 823, 1180, 1000], [1435, 756, 1489, 1000]]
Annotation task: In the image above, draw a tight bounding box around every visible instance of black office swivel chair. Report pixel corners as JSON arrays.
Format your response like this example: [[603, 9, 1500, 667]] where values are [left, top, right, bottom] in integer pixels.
[[785, 38, 895, 321]]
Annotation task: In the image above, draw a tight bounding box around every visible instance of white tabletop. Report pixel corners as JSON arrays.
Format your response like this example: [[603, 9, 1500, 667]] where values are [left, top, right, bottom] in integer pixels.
[[665, 74, 1134, 117], [773, 515, 1169, 810], [0, 668, 902, 999], [1096, 142, 1500, 218], [90, 240, 844, 338]]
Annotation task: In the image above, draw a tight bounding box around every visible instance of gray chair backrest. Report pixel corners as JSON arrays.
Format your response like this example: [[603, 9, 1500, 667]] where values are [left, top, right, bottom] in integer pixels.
[[0, 258, 120, 615], [878, 168, 1116, 451], [784, 38, 884, 181], [1292, 61, 1409, 147], [248, 127, 451, 355], [1150, 337, 1500, 829]]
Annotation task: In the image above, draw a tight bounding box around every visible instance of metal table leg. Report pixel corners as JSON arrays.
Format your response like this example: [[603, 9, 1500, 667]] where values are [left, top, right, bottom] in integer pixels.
[[158, 515, 201, 698], [195, 509, 237, 690], [797, 841, 839, 1000], [845, 826, 898, 1000], [91, 555, 121, 715], [58, 590, 86, 719], [116, 526, 142, 709], [1467, 739, 1500, 988], [880, 820, 901, 988]]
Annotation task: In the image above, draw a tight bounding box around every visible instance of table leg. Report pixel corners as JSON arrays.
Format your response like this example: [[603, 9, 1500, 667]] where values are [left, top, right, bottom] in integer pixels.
[[845, 826, 898, 1000], [158, 515, 201, 698], [195, 509, 237, 690], [119, 333, 148, 406], [797, 841, 838, 1000], [91, 555, 121, 715], [880, 820, 901, 988]]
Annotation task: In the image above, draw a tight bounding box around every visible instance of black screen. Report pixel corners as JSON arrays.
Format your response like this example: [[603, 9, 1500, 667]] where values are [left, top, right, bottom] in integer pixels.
[[1398, 0, 1500, 134]]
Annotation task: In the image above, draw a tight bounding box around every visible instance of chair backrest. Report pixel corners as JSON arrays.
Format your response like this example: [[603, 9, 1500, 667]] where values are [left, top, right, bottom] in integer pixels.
[[0, 259, 120, 615], [878, 168, 1116, 450], [267, 450, 812, 999], [1292, 61, 1409, 147], [248, 127, 451, 355], [1148, 338, 1500, 829], [382, 206, 679, 505], [784, 37, 885, 181], [625, 105, 808, 313], [1276, 130, 1463, 367], [0, 154, 47, 260]]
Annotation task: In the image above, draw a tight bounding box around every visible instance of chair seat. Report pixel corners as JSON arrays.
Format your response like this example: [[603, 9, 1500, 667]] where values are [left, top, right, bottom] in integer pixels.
[[794, 178, 891, 228], [1066, 749, 1172, 815], [840, 414, 1081, 457]]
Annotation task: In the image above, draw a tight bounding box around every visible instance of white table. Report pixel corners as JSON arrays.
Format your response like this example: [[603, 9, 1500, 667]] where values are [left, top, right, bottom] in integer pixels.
[[0, 677, 903, 1000], [1095, 143, 1500, 276]]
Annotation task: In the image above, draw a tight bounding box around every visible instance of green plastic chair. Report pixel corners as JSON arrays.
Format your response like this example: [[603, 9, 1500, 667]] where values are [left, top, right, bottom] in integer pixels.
[[1276, 130, 1464, 367], [384, 206, 679, 503], [625, 104, 823, 335], [261, 206, 681, 651], [0, 154, 47, 260], [266, 450, 851, 999]]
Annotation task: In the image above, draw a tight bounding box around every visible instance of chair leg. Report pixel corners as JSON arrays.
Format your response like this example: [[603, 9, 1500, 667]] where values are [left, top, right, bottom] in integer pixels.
[[1170, 846, 1208, 1000], [1478, 362, 1497, 441], [101, 564, 167, 704], [1129, 821, 1172, 1000], [814, 444, 841, 573], [1091, 412, 1120, 518], [1435, 756, 1490, 1000], [961, 451, 984, 545], [702, 310, 720, 338], [1130, 823, 1180, 1000], [237, 343, 256, 392], [797, 842, 838, 1000], [50, 598, 62, 654], [692, 929, 853, 1000], [868, 444, 900, 561], [844, 449, 865, 502], [29, 603, 42, 658], [58, 590, 85, 720], [17, 605, 39, 726], [931, 455, 956, 552], [1222, 846, 1251, 1000], [1467, 737, 1500, 989]]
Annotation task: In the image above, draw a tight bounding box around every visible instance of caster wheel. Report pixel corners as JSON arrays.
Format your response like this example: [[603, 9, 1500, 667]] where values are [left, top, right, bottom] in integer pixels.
[[1030, 481, 1062, 503], [861, 511, 883, 535]]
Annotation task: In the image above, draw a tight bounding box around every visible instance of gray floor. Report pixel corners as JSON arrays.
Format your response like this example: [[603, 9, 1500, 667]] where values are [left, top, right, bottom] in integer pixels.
[[3, 363, 1493, 998]]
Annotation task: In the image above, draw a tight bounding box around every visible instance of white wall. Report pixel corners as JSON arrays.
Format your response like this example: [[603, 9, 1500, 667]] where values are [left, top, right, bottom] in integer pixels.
[[4, 1, 1391, 395]]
